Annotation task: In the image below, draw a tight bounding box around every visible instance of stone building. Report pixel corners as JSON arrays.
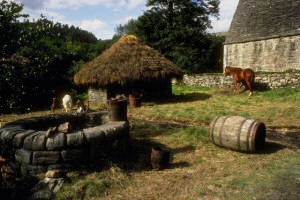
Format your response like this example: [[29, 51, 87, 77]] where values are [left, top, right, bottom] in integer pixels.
[[224, 0, 300, 72], [74, 35, 182, 102]]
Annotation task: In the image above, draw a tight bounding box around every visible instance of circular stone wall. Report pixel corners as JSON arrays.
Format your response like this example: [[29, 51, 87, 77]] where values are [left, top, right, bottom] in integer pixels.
[[0, 112, 130, 176]]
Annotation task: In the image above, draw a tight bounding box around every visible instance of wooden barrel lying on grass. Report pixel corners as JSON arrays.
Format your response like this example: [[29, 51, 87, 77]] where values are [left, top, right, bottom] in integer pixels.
[[209, 116, 266, 152]]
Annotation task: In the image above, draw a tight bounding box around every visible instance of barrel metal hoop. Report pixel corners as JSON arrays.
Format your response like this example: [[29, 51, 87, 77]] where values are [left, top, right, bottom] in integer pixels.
[[210, 116, 220, 144], [251, 122, 261, 152], [219, 116, 230, 147], [246, 120, 256, 152], [237, 118, 249, 151]]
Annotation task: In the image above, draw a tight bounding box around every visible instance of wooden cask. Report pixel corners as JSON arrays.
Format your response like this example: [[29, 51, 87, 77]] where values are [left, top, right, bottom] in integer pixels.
[[107, 98, 127, 121], [209, 116, 266, 152]]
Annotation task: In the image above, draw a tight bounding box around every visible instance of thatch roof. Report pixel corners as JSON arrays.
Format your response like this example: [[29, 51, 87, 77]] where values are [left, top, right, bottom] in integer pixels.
[[74, 34, 183, 87], [225, 0, 300, 44]]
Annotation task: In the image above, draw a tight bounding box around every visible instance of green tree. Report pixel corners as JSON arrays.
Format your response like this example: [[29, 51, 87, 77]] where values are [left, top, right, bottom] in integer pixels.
[[0, 0, 28, 58], [0, 1, 99, 113], [134, 0, 220, 72], [114, 19, 138, 37]]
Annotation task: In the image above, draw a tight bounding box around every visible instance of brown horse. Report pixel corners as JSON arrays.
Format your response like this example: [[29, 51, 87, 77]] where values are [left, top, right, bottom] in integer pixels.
[[224, 66, 255, 96]]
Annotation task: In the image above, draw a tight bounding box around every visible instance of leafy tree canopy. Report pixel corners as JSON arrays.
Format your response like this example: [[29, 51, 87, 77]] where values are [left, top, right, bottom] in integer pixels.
[[0, 1, 104, 114], [0, 0, 28, 58], [133, 0, 221, 72]]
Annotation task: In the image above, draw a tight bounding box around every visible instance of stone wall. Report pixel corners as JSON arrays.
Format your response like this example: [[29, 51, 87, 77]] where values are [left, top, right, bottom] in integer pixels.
[[182, 72, 300, 89], [88, 87, 108, 102], [0, 112, 130, 176], [88, 80, 173, 102], [224, 35, 300, 72]]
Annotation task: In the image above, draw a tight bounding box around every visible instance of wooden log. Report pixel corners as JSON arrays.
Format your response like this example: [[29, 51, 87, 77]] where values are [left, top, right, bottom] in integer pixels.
[[209, 116, 266, 152]]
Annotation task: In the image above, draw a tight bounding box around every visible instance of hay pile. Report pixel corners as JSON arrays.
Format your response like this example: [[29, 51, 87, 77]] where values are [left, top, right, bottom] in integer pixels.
[[74, 35, 183, 87]]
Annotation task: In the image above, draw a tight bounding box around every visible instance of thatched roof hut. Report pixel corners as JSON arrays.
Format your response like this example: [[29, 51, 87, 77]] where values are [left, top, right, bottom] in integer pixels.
[[74, 34, 183, 101], [75, 34, 182, 86]]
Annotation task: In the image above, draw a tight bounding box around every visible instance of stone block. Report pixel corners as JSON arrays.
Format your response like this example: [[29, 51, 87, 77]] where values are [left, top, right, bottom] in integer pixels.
[[66, 131, 85, 148], [46, 133, 66, 150], [102, 121, 129, 141], [84, 112, 102, 127], [101, 114, 109, 125], [15, 148, 32, 164], [21, 164, 47, 176], [32, 132, 47, 150], [58, 122, 72, 133], [30, 178, 65, 199], [61, 149, 87, 164], [1, 128, 24, 144], [47, 164, 75, 174], [83, 126, 105, 144], [13, 130, 36, 148], [32, 151, 61, 165], [23, 131, 46, 150], [46, 170, 64, 178], [89, 144, 105, 162], [280, 79, 286, 83], [45, 127, 57, 138]]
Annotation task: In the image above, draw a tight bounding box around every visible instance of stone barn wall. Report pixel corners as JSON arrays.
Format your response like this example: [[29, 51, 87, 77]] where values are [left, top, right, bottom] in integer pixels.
[[224, 0, 300, 72], [224, 35, 300, 72]]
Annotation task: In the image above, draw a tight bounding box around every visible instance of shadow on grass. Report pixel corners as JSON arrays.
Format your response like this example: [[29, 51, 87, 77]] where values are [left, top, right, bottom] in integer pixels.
[[254, 82, 271, 92], [110, 138, 192, 172], [145, 93, 212, 105], [86, 120, 194, 173], [256, 141, 288, 155]]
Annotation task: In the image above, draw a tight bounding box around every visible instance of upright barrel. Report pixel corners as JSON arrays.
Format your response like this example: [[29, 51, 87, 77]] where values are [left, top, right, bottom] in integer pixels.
[[209, 116, 266, 152], [129, 93, 142, 108], [107, 98, 127, 121]]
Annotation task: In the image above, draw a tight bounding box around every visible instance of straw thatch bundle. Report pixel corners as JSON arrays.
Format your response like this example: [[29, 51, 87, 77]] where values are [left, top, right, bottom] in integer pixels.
[[74, 35, 183, 87]]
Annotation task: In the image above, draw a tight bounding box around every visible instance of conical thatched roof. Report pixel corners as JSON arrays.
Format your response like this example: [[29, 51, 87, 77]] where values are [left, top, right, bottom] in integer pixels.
[[74, 34, 183, 87]]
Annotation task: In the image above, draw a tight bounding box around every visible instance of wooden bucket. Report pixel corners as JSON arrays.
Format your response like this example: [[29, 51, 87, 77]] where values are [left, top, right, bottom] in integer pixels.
[[151, 146, 170, 169], [209, 116, 266, 152]]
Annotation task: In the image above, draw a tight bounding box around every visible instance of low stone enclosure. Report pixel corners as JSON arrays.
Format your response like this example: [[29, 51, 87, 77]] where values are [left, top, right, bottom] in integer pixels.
[[182, 72, 300, 89], [0, 112, 130, 176]]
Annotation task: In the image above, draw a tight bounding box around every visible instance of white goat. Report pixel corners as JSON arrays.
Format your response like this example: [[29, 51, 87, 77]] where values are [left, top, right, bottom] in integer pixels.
[[62, 94, 72, 112]]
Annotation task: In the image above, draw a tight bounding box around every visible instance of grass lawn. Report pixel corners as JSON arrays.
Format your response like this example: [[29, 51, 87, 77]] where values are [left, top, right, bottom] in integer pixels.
[[1, 85, 300, 200]]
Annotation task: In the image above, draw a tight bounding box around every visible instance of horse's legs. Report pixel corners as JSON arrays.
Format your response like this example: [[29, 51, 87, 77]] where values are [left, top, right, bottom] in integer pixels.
[[238, 82, 241, 94], [246, 80, 253, 96], [233, 80, 237, 94]]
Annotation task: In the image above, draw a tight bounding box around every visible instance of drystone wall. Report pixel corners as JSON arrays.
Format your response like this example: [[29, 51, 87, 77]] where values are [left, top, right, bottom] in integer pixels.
[[224, 35, 300, 72], [0, 112, 130, 176], [182, 72, 300, 89]]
